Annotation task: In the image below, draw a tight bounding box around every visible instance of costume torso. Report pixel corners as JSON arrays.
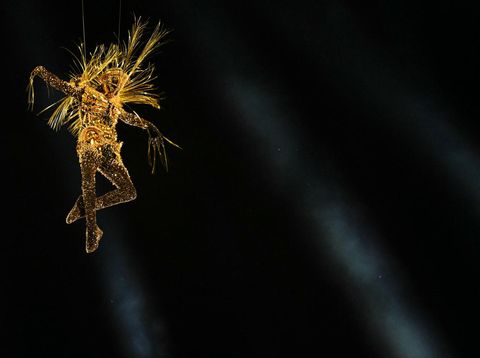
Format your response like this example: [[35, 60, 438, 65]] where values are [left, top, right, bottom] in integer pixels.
[[78, 86, 122, 146]]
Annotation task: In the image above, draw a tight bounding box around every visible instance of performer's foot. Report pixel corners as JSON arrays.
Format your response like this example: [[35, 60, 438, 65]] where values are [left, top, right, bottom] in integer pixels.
[[86, 225, 103, 253], [66, 198, 84, 224]]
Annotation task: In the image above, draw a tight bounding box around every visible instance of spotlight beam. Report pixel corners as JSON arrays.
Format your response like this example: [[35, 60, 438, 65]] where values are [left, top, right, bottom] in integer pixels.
[[167, 1, 452, 357]]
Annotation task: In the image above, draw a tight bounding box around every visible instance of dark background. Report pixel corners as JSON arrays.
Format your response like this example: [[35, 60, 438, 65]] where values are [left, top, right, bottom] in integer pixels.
[[3, 1, 480, 357]]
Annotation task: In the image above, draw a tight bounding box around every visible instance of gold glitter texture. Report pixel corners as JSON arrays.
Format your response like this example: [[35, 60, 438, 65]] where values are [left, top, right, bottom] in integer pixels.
[[28, 18, 179, 253]]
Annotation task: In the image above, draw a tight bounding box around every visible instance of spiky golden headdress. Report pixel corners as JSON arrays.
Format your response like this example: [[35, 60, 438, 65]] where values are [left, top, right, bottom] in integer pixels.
[[31, 17, 169, 135]]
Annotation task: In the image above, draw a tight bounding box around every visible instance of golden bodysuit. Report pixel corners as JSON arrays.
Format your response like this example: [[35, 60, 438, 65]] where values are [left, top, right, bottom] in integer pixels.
[[28, 19, 176, 253], [30, 65, 165, 253]]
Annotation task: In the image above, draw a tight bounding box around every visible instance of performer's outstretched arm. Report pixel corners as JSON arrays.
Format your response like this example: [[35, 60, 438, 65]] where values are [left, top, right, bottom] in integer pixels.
[[119, 111, 180, 173], [28, 66, 82, 107]]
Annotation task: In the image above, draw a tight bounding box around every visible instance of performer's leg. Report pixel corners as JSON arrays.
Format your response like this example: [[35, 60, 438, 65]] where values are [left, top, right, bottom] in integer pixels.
[[66, 157, 136, 224], [79, 147, 103, 253]]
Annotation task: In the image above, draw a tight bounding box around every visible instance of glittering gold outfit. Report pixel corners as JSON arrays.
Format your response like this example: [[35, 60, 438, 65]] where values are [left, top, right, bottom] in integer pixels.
[[28, 19, 179, 253]]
